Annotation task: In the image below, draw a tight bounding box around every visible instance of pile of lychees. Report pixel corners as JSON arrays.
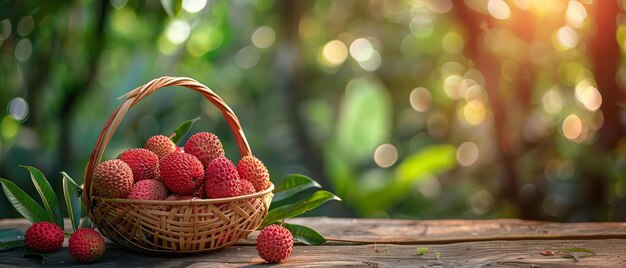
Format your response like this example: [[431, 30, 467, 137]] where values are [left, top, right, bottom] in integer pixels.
[[92, 132, 270, 201], [24, 222, 105, 263], [91, 131, 293, 263]]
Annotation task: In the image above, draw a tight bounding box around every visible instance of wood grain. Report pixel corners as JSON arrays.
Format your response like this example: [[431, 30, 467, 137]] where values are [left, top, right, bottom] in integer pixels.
[[1, 217, 625, 267], [1, 239, 623, 267]]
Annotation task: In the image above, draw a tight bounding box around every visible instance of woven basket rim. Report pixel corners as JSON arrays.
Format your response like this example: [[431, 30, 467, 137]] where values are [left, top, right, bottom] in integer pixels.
[[93, 182, 274, 204]]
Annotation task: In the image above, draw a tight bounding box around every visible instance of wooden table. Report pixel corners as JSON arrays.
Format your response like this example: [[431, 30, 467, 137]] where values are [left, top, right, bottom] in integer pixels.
[[1, 217, 625, 267]]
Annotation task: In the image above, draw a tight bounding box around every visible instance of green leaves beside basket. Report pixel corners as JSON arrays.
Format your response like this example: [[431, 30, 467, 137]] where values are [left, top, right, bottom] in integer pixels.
[[264, 174, 341, 245], [0, 167, 83, 264], [1, 169, 339, 247]]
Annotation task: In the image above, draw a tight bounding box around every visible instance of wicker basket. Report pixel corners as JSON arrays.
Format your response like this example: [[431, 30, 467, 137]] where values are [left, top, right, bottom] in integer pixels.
[[82, 76, 274, 254]]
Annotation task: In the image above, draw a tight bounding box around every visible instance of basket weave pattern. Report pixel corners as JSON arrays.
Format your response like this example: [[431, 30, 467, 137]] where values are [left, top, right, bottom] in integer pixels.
[[82, 76, 273, 254]]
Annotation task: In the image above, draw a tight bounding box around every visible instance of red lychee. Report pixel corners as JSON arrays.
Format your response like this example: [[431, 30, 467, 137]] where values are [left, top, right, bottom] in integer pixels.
[[93, 159, 133, 198], [118, 148, 159, 182], [237, 155, 270, 192], [128, 179, 168, 200], [238, 179, 256, 196], [256, 224, 293, 263], [145, 135, 176, 159], [25, 222, 64, 253], [205, 157, 240, 198], [159, 152, 205, 195], [184, 132, 225, 167], [69, 228, 105, 263]]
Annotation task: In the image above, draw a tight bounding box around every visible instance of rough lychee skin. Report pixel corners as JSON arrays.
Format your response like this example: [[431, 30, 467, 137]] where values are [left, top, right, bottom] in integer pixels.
[[93, 159, 134, 198], [184, 132, 225, 167], [159, 152, 205, 195], [118, 148, 159, 182], [205, 157, 240, 198], [256, 224, 293, 263], [25, 222, 64, 253], [128, 179, 168, 200], [145, 135, 176, 159], [69, 228, 105, 263], [237, 155, 270, 192], [192, 184, 205, 199], [238, 179, 256, 196]]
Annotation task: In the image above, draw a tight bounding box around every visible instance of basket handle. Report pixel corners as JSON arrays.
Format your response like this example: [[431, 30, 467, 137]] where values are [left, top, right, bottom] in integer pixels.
[[82, 76, 252, 208]]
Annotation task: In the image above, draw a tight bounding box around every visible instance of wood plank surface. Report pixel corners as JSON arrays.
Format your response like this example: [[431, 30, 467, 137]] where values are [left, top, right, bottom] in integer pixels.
[[1, 217, 625, 267], [1, 239, 624, 267]]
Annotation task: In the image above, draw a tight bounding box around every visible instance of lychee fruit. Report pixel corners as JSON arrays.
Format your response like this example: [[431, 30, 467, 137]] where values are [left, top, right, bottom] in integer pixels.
[[256, 224, 293, 263], [69, 228, 105, 263], [205, 157, 240, 198], [128, 179, 168, 200], [184, 132, 225, 167], [93, 159, 134, 198], [118, 148, 159, 182], [159, 152, 205, 195], [25, 222, 64, 253], [237, 155, 270, 192], [238, 179, 256, 196], [145, 135, 176, 159], [192, 184, 205, 199]]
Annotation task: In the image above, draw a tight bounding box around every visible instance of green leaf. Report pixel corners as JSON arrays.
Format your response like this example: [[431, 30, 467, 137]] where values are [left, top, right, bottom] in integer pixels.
[[395, 145, 456, 184], [0, 178, 53, 224], [0, 240, 25, 251], [21, 166, 63, 229], [171, 117, 201, 145], [273, 174, 322, 202], [0, 229, 25, 251], [61, 172, 82, 232], [416, 247, 429, 255], [80, 217, 92, 228], [23, 248, 53, 266], [263, 190, 341, 227], [282, 223, 326, 245], [560, 248, 596, 255], [435, 251, 441, 260], [559, 248, 596, 262]]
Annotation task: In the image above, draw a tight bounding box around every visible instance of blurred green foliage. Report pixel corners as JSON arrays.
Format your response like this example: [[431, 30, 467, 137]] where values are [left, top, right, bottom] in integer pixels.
[[1, 0, 626, 221]]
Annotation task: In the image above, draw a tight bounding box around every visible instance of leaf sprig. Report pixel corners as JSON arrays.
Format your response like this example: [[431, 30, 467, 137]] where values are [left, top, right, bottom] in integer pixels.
[[262, 174, 341, 245]]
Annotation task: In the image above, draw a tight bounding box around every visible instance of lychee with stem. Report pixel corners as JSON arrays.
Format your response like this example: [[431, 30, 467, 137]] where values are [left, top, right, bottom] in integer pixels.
[[159, 152, 204, 195]]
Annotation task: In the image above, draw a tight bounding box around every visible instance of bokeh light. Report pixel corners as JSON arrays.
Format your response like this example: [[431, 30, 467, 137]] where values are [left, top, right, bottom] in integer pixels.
[[14, 39, 32, 62], [234, 46, 261, 69], [373, 143, 399, 168], [562, 114, 583, 140], [320, 40, 348, 67], [251, 26, 276, 49], [566, 1, 587, 28], [456, 142, 479, 166], [8, 97, 28, 122], [182, 0, 207, 13], [575, 80, 602, 111], [409, 87, 432, 112], [487, 0, 511, 20], [462, 100, 487, 125], [555, 26, 579, 49], [165, 20, 191, 44]]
